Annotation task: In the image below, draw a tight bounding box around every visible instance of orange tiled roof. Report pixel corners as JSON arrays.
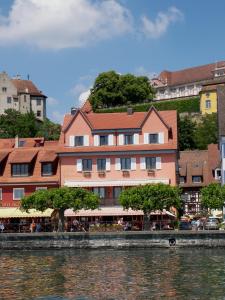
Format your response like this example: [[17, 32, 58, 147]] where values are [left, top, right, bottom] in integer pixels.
[[39, 150, 57, 162], [12, 79, 45, 96], [0, 151, 10, 163], [159, 61, 225, 87], [9, 149, 38, 163]]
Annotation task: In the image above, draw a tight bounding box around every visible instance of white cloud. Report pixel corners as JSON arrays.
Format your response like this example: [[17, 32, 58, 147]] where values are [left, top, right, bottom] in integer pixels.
[[0, 0, 132, 49], [141, 6, 183, 39], [78, 89, 91, 106], [134, 66, 156, 79], [47, 97, 59, 106], [51, 110, 64, 124]]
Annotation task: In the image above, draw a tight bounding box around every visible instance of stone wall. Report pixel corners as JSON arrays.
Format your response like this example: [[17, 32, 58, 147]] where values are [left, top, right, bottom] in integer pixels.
[[1, 231, 225, 249]]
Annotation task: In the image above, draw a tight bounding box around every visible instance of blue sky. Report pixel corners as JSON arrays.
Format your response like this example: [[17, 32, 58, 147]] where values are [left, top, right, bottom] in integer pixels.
[[0, 0, 225, 124]]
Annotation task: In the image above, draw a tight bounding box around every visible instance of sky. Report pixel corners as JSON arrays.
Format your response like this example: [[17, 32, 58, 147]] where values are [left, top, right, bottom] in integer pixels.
[[0, 0, 225, 124]]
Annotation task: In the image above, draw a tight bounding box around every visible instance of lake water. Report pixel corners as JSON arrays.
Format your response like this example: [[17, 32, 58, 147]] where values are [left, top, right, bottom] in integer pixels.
[[1, 248, 225, 300]]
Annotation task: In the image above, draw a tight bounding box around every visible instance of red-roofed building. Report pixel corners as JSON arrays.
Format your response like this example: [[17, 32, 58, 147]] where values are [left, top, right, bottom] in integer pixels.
[[151, 61, 225, 100], [0, 137, 59, 207], [0, 72, 46, 120], [58, 106, 178, 210]]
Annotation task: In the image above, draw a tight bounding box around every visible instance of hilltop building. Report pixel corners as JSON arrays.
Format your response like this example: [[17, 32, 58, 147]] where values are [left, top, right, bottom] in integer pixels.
[[0, 72, 46, 120], [151, 61, 225, 101]]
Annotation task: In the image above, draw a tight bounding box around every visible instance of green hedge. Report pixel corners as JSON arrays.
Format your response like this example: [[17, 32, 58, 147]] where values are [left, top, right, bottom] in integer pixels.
[[96, 97, 200, 114]]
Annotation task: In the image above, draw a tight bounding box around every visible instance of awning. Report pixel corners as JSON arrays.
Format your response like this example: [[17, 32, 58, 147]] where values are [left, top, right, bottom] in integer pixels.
[[0, 208, 53, 219], [9, 150, 38, 163], [65, 178, 170, 188], [65, 207, 175, 217], [39, 150, 57, 163]]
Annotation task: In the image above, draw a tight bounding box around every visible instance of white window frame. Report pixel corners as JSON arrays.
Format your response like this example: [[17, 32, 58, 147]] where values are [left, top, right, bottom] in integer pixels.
[[205, 99, 211, 109], [13, 188, 25, 200]]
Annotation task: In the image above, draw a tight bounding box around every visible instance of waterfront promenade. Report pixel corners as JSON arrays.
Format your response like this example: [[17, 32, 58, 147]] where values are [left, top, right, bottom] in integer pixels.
[[1, 231, 225, 249]]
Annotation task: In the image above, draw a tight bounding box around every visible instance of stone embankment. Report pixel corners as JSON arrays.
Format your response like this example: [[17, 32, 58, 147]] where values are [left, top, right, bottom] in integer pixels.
[[1, 231, 225, 249]]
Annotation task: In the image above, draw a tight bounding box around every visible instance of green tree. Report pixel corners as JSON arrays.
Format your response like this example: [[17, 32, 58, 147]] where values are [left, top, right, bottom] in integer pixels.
[[0, 109, 60, 140], [178, 116, 197, 150], [21, 187, 100, 231], [0, 109, 38, 138], [90, 71, 155, 110], [194, 113, 218, 150], [36, 118, 61, 140], [119, 184, 181, 229], [201, 183, 225, 212]]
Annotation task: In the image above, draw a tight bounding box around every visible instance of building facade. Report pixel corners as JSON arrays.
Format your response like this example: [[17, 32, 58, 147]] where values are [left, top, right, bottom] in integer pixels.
[[179, 144, 220, 215], [0, 138, 59, 207], [151, 61, 225, 101], [58, 106, 178, 212], [0, 72, 46, 120]]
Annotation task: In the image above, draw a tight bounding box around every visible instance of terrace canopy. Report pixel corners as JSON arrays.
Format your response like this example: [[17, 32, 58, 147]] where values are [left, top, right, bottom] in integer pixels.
[[0, 208, 53, 219]]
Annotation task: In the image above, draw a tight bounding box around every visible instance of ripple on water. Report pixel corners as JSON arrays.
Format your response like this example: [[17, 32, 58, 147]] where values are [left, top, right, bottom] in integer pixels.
[[1, 248, 225, 300]]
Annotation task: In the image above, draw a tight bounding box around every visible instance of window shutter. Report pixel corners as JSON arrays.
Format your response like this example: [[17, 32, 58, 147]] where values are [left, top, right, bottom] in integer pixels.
[[84, 135, 89, 146], [156, 157, 162, 170], [115, 158, 121, 170], [159, 132, 164, 144], [118, 134, 124, 145], [144, 133, 149, 144], [69, 136, 74, 146], [108, 134, 114, 146], [94, 135, 99, 146], [134, 133, 139, 145], [77, 159, 82, 172], [106, 158, 111, 171], [140, 157, 146, 170], [131, 158, 136, 170]]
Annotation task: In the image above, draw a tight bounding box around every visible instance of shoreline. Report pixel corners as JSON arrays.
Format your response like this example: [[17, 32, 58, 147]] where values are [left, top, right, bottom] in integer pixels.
[[1, 231, 225, 249]]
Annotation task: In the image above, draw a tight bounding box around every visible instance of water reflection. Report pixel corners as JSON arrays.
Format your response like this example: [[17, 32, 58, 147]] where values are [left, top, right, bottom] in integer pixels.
[[1, 248, 225, 299]]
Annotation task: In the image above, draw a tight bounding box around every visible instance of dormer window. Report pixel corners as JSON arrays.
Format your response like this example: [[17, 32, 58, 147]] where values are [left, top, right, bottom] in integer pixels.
[[12, 164, 29, 177], [75, 136, 84, 147], [42, 163, 53, 176], [192, 176, 202, 183], [18, 140, 25, 147], [99, 135, 108, 146]]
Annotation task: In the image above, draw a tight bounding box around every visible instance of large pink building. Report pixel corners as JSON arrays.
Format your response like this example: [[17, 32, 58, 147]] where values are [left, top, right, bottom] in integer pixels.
[[58, 106, 178, 213]]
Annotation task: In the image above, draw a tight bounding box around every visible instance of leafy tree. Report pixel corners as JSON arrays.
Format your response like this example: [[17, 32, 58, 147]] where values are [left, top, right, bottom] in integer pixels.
[[21, 187, 100, 231], [194, 113, 218, 150], [119, 184, 181, 229], [90, 71, 155, 110], [36, 118, 61, 140], [178, 116, 197, 150], [0, 109, 60, 140], [0, 109, 38, 138], [201, 183, 225, 211]]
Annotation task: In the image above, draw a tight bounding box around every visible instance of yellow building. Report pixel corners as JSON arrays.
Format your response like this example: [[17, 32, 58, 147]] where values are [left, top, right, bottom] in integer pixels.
[[200, 85, 217, 115]]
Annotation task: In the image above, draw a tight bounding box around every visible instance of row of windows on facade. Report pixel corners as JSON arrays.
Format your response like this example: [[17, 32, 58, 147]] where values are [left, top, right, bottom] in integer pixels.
[[77, 157, 162, 172], [159, 85, 201, 95], [6, 95, 42, 105], [11, 163, 53, 177], [0, 187, 47, 201], [0, 186, 122, 201], [180, 176, 202, 183], [69, 133, 164, 147]]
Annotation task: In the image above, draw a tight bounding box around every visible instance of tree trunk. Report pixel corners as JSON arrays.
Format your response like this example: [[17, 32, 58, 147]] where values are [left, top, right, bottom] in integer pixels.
[[143, 213, 151, 231], [58, 208, 65, 232]]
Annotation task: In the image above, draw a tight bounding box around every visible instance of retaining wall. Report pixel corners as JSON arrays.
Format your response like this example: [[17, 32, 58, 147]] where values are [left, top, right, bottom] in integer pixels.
[[1, 231, 225, 249]]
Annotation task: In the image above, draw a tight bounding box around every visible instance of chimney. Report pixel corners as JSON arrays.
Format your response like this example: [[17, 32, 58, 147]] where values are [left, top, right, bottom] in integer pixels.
[[71, 107, 77, 115], [127, 107, 133, 115], [15, 135, 19, 148]]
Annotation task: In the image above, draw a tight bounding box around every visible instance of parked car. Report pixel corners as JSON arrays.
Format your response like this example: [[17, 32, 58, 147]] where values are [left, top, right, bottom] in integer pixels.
[[204, 217, 220, 230], [179, 221, 192, 230]]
